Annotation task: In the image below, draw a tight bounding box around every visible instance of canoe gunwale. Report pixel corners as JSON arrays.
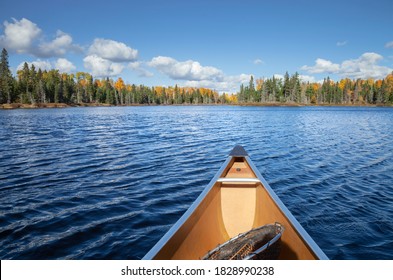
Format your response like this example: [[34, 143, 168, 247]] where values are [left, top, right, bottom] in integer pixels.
[[244, 156, 328, 260], [142, 156, 233, 260]]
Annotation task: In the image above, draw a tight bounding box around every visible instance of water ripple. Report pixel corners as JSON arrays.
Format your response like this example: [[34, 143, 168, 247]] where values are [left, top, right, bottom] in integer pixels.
[[1, 106, 393, 259]]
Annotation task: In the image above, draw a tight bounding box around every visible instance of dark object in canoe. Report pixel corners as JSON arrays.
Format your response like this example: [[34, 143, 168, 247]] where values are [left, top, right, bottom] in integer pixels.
[[203, 223, 284, 260]]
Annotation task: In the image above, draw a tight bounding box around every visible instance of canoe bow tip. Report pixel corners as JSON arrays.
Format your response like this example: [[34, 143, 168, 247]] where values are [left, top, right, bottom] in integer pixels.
[[229, 145, 248, 157]]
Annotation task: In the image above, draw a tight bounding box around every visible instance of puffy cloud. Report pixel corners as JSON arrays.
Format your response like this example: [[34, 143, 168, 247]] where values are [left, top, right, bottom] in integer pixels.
[[38, 30, 82, 57], [0, 18, 41, 53], [83, 55, 124, 77], [128, 62, 153, 77], [16, 58, 76, 73], [88, 38, 138, 62], [0, 18, 81, 59], [227, 74, 253, 85], [299, 75, 316, 83], [301, 58, 340, 74], [340, 52, 391, 79], [55, 58, 76, 72], [83, 38, 139, 77], [148, 56, 250, 92], [17, 60, 52, 71], [183, 74, 252, 93], [149, 56, 224, 81], [385, 41, 393, 48], [301, 53, 392, 79]]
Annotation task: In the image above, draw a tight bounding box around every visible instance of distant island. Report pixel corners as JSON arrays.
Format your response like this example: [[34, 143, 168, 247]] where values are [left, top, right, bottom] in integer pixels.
[[1, 48, 393, 108]]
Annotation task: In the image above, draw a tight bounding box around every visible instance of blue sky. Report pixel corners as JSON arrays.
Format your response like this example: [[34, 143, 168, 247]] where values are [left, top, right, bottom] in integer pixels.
[[1, 0, 392, 92]]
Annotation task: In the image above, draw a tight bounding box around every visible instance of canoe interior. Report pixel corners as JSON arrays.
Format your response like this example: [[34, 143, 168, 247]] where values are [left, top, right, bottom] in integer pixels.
[[152, 156, 319, 260]]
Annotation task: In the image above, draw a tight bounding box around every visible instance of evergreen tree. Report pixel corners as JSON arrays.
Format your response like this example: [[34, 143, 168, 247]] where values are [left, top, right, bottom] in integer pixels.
[[248, 75, 256, 102], [35, 69, 46, 103], [29, 64, 37, 104], [20, 62, 30, 104], [290, 72, 301, 102], [0, 48, 13, 104], [282, 72, 290, 101]]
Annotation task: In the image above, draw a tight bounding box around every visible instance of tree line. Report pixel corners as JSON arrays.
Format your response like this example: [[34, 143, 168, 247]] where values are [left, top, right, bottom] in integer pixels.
[[0, 48, 234, 106], [1, 48, 393, 106], [238, 72, 393, 105]]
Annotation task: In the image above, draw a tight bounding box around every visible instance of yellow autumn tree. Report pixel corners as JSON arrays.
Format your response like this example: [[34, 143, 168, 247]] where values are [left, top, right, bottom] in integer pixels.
[[114, 77, 125, 91], [114, 77, 125, 105], [256, 78, 264, 91]]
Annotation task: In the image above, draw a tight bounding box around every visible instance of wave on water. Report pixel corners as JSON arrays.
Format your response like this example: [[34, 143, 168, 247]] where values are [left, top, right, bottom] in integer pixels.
[[1, 106, 393, 259]]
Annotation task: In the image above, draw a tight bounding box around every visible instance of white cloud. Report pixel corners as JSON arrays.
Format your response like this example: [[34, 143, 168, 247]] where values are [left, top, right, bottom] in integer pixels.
[[16, 58, 76, 73], [223, 74, 253, 92], [270, 74, 317, 83], [0, 18, 41, 53], [55, 58, 76, 73], [301, 58, 340, 74], [273, 74, 284, 80], [88, 38, 138, 62], [148, 56, 250, 92], [232, 73, 253, 84], [17, 60, 52, 71], [385, 41, 393, 49], [253, 58, 264, 65], [83, 38, 139, 77], [38, 30, 81, 57], [149, 56, 224, 81], [182, 74, 251, 93], [83, 55, 124, 77], [336, 40, 348, 47], [299, 75, 316, 83], [0, 18, 81, 59], [340, 52, 391, 79], [128, 62, 153, 77], [301, 53, 393, 79]]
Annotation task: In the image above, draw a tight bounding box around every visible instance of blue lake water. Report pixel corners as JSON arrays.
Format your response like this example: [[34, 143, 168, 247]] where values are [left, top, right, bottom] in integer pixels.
[[1, 106, 393, 260]]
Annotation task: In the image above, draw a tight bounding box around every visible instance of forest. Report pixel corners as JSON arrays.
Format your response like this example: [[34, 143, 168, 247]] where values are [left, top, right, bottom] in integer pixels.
[[1, 48, 393, 107], [239, 72, 393, 105]]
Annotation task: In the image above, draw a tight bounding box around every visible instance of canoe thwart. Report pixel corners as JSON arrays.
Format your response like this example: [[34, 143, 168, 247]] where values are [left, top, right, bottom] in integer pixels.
[[217, 178, 260, 183], [202, 223, 284, 260]]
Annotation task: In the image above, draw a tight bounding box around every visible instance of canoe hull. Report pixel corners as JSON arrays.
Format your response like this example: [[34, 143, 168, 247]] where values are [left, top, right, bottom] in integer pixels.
[[143, 147, 328, 260]]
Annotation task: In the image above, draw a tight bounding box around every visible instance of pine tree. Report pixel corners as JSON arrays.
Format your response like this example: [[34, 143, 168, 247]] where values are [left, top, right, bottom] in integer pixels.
[[0, 48, 13, 104], [290, 72, 301, 102], [282, 72, 290, 102], [248, 75, 255, 102], [29, 64, 37, 104], [20, 62, 30, 104]]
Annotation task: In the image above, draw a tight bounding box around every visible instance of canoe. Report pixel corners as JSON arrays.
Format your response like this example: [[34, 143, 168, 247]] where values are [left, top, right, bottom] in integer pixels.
[[143, 145, 328, 260]]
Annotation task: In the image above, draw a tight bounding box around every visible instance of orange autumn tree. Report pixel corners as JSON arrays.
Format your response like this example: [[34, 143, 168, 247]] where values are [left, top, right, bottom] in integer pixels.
[[114, 77, 126, 105]]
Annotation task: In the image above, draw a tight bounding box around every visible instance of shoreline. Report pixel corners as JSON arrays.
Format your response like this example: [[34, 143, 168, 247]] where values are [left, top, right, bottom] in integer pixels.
[[1, 102, 392, 110]]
